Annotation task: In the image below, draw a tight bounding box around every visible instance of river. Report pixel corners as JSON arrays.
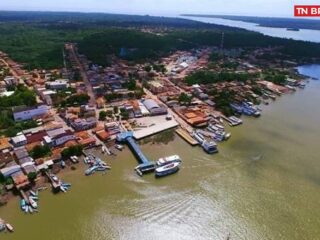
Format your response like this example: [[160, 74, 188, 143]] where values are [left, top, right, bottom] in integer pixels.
[[0, 65, 319, 239], [179, 16, 320, 43]]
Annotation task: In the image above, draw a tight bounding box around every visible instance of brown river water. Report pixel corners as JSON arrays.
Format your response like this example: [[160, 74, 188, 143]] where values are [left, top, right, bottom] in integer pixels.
[[0, 65, 319, 240]]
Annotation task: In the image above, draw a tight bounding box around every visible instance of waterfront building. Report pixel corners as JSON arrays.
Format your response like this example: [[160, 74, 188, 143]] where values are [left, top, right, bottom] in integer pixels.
[[142, 99, 167, 116]]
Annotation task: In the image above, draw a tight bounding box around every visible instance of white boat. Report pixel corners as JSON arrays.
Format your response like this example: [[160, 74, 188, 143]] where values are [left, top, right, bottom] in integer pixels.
[[5, 223, 14, 232], [156, 155, 182, 166], [29, 197, 37, 209], [28, 206, 34, 213], [60, 186, 67, 193], [30, 190, 36, 196], [70, 156, 78, 163], [51, 175, 59, 183], [155, 162, 180, 177], [115, 144, 124, 151]]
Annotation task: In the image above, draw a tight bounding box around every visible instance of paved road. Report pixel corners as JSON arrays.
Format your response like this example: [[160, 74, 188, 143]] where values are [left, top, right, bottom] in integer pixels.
[[68, 44, 96, 106]]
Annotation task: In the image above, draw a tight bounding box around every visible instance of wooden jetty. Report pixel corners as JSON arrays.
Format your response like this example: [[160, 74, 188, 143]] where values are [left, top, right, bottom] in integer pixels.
[[175, 128, 198, 146]]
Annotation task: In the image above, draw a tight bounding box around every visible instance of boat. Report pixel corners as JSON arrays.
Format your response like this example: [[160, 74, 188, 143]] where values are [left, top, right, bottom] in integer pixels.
[[224, 132, 232, 140], [156, 155, 182, 166], [62, 183, 71, 187], [20, 199, 26, 210], [29, 197, 37, 209], [202, 140, 218, 154], [70, 156, 78, 163], [30, 190, 36, 196], [5, 223, 14, 232], [0, 218, 5, 232], [115, 144, 124, 151], [85, 165, 99, 176], [155, 162, 180, 177], [30, 195, 39, 201], [60, 185, 67, 193], [28, 206, 34, 213], [50, 175, 59, 183]]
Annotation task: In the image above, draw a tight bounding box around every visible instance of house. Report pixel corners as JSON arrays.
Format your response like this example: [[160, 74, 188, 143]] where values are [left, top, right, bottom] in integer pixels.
[[12, 104, 49, 121], [148, 80, 167, 94], [0, 137, 12, 152], [51, 130, 76, 147], [11, 134, 27, 147], [11, 173, 30, 189], [70, 117, 97, 131], [13, 147, 29, 160], [0, 151, 14, 168], [0, 165, 22, 178]]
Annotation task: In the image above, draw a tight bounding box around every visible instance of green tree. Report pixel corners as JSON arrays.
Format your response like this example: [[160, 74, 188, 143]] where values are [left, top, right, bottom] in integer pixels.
[[27, 172, 37, 182], [99, 111, 107, 121], [178, 92, 192, 105], [30, 145, 51, 159], [61, 145, 83, 159], [144, 65, 152, 72]]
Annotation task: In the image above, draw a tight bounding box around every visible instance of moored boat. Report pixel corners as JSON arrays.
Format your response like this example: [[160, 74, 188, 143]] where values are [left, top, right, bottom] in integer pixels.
[[5, 223, 13, 232], [155, 162, 180, 177], [115, 144, 124, 151], [156, 155, 181, 166]]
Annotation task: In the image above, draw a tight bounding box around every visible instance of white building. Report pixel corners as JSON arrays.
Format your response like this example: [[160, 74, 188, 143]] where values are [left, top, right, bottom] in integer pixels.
[[11, 134, 27, 147], [13, 104, 49, 121], [46, 79, 68, 90]]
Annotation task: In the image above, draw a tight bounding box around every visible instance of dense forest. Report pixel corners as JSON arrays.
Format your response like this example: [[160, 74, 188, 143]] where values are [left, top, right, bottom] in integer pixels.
[[0, 11, 320, 69]]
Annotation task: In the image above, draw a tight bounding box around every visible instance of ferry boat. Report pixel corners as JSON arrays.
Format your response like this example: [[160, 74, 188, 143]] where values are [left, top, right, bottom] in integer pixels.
[[156, 155, 181, 167], [155, 162, 180, 177]]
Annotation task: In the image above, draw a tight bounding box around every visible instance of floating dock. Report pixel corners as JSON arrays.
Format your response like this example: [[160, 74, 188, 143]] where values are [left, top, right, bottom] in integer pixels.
[[117, 132, 155, 174], [175, 128, 198, 146]]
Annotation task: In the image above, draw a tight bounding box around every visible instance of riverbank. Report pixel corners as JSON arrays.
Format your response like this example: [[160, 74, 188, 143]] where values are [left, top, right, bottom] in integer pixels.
[[0, 65, 319, 240]]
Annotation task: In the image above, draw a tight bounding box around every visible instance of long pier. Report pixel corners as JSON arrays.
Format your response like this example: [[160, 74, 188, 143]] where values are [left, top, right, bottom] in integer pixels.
[[117, 132, 155, 174], [175, 128, 198, 146]]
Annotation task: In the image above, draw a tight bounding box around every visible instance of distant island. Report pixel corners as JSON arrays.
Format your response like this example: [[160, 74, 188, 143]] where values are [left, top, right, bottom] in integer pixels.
[[181, 14, 320, 31]]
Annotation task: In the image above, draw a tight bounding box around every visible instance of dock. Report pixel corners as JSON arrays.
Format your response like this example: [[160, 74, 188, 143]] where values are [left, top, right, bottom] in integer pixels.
[[44, 171, 61, 190], [132, 116, 179, 140], [117, 131, 155, 174], [19, 190, 29, 204], [175, 128, 198, 146]]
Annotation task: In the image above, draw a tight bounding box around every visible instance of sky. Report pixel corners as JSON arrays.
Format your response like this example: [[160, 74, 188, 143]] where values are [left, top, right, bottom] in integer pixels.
[[1, 0, 320, 17]]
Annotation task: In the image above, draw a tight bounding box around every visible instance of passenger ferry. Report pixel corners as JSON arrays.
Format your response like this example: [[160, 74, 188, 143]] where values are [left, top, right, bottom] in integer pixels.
[[155, 162, 180, 177], [156, 155, 181, 167]]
